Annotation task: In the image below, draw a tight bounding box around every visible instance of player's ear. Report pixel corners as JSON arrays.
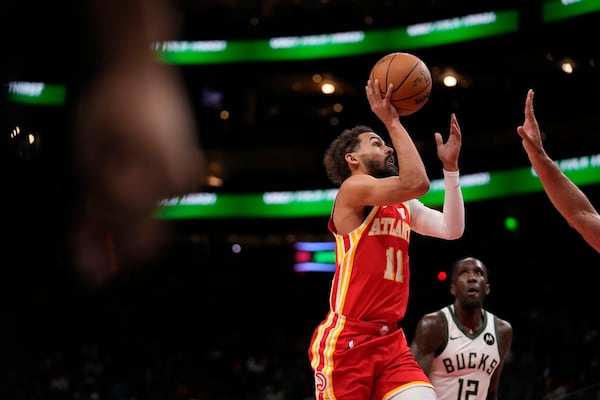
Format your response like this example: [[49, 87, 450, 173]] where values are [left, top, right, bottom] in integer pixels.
[[449, 283, 456, 296], [345, 153, 358, 164], [485, 283, 490, 295]]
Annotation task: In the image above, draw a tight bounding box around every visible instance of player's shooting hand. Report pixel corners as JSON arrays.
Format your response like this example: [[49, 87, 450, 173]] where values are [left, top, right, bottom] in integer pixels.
[[366, 79, 400, 125]]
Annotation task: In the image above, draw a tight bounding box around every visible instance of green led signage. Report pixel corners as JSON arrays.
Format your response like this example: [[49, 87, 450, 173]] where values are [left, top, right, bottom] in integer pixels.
[[156, 10, 519, 65], [543, 0, 600, 22], [7, 81, 66, 105], [155, 154, 600, 219]]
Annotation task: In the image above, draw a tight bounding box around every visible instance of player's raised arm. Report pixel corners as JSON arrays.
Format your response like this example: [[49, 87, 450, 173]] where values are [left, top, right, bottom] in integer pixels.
[[517, 89, 600, 252]]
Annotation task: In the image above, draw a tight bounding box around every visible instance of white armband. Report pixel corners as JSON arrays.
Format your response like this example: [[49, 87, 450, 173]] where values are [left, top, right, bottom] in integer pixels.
[[409, 170, 464, 239], [443, 169, 460, 189]]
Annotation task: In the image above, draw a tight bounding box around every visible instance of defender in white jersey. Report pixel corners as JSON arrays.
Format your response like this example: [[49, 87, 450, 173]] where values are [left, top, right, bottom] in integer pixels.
[[410, 257, 512, 400]]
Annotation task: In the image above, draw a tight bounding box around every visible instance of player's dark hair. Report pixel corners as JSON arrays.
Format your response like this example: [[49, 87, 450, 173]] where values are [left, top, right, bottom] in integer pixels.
[[323, 125, 373, 185]]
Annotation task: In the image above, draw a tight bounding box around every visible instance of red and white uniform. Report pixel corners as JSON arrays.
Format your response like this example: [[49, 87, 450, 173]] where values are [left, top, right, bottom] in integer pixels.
[[309, 170, 464, 400], [309, 202, 431, 400]]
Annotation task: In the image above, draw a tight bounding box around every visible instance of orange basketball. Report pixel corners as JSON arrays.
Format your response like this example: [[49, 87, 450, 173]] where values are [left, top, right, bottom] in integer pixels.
[[369, 52, 432, 116]]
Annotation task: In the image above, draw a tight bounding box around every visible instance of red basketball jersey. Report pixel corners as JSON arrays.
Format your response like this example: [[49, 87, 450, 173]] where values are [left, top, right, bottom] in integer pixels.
[[309, 202, 433, 399], [328, 203, 412, 324]]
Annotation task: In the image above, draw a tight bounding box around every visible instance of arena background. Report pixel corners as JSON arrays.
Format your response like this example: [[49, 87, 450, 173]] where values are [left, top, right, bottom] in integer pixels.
[[3, 1, 599, 399]]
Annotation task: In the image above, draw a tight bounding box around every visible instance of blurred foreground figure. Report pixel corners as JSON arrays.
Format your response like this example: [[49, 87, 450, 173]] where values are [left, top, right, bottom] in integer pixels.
[[71, 0, 205, 284]]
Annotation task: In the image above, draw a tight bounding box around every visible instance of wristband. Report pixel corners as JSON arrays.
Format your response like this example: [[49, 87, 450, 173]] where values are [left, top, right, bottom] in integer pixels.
[[443, 169, 460, 188]]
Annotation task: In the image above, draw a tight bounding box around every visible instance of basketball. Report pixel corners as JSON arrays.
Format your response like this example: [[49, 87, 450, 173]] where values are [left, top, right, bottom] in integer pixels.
[[369, 52, 432, 116]]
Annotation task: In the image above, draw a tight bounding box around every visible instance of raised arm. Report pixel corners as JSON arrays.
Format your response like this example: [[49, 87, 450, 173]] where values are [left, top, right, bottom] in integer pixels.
[[517, 89, 600, 252], [366, 79, 430, 197], [409, 113, 464, 240]]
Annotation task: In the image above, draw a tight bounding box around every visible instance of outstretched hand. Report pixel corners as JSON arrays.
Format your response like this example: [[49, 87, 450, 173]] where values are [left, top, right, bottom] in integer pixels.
[[516, 89, 544, 155], [435, 113, 462, 171]]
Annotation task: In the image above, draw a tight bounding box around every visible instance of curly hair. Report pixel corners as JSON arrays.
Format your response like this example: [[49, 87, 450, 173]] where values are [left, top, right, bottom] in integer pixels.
[[323, 125, 373, 186]]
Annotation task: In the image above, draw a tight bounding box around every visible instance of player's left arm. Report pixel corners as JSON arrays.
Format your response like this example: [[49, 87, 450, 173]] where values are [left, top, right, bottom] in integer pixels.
[[487, 317, 513, 400], [409, 112, 464, 240], [407, 168, 464, 240]]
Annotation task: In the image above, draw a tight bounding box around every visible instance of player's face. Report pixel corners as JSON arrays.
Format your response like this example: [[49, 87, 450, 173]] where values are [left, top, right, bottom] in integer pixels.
[[451, 260, 490, 309], [355, 132, 398, 178]]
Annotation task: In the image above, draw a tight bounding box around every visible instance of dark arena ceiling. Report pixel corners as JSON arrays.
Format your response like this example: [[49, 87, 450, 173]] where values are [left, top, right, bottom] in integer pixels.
[[3, 0, 599, 191]]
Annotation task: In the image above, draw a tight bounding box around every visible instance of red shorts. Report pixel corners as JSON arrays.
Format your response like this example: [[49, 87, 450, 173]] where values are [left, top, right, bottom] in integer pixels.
[[309, 313, 432, 400]]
